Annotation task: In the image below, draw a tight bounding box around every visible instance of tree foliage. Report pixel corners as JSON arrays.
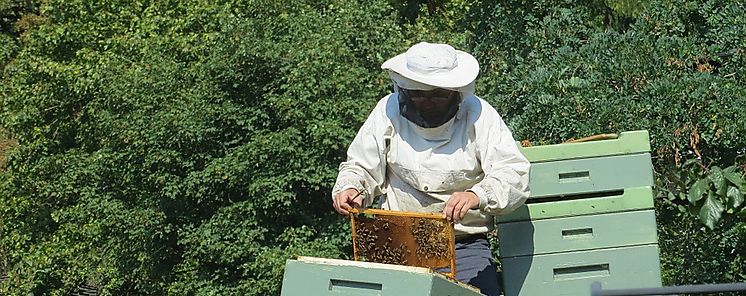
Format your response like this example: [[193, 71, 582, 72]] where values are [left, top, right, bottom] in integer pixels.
[[1, 0, 403, 294], [0, 0, 744, 294]]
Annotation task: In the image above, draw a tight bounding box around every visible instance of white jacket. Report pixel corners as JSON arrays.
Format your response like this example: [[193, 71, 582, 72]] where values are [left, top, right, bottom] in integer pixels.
[[332, 93, 530, 237]]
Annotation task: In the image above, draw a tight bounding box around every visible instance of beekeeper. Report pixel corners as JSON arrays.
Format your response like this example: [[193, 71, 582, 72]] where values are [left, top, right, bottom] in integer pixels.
[[331, 42, 530, 296]]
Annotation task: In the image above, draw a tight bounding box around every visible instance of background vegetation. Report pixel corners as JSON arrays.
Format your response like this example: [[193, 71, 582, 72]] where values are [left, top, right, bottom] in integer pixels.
[[1, 0, 744, 294]]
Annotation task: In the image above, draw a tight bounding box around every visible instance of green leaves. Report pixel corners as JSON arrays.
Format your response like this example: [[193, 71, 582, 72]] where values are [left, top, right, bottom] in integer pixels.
[[699, 191, 724, 230], [1, 0, 745, 293], [727, 186, 743, 209], [657, 199, 746, 286], [724, 166, 745, 190], [709, 166, 727, 195], [2, 0, 407, 294], [688, 178, 709, 203], [675, 161, 746, 230]]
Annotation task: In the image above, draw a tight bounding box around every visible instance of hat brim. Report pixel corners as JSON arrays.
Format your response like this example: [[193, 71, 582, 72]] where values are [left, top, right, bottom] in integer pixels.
[[381, 50, 479, 89]]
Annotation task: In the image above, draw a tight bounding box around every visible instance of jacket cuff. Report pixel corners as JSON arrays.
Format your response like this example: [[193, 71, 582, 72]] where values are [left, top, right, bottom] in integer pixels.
[[332, 178, 365, 200]]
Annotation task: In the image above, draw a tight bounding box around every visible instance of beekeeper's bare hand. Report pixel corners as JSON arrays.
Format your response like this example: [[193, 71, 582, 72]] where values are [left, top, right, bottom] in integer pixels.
[[443, 191, 479, 223], [333, 188, 363, 216]]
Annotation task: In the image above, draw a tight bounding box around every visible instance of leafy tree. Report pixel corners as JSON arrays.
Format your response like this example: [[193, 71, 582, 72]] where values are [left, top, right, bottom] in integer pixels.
[[470, 0, 745, 285], [0, 0, 744, 294], [1, 0, 404, 294]]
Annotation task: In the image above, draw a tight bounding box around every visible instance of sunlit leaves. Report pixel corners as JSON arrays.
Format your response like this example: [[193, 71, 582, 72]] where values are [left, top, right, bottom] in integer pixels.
[[1, 0, 745, 294], [709, 166, 727, 195], [673, 160, 746, 230], [688, 178, 709, 203], [727, 186, 743, 209], [724, 167, 745, 191], [2, 0, 405, 294], [699, 191, 724, 230]]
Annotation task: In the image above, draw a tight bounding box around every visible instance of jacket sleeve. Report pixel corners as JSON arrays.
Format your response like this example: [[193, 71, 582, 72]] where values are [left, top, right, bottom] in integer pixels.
[[467, 109, 531, 216], [331, 98, 391, 207]]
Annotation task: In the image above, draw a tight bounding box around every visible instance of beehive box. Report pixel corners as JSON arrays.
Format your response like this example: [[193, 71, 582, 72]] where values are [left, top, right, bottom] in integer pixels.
[[501, 245, 661, 296], [498, 130, 662, 296], [280, 257, 483, 296]]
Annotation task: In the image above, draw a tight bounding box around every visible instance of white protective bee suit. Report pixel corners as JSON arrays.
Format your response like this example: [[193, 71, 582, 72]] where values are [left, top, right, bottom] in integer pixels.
[[331, 74, 530, 239]]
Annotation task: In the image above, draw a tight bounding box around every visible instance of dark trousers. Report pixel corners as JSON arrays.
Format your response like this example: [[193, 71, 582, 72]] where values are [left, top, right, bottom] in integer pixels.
[[437, 235, 501, 296]]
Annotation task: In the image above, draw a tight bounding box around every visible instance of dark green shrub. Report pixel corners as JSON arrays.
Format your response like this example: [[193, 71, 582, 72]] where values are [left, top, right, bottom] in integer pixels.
[[1, 0, 744, 294], [657, 198, 746, 284], [1, 0, 403, 294], [471, 0, 745, 286]]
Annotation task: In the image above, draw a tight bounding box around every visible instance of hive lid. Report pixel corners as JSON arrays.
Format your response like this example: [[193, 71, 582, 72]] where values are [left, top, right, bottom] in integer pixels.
[[518, 130, 651, 163], [290, 256, 482, 294], [296, 256, 431, 273]]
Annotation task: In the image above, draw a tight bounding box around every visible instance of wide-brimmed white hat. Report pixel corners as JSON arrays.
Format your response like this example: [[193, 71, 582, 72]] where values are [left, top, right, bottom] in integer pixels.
[[381, 42, 479, 89]]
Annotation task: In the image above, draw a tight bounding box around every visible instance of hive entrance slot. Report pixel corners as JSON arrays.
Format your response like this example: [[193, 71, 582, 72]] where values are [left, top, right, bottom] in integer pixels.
[[525, 189, 625, 204], [559, 171, 591, 183], [329, 279, 382, 294], [553, 263, 610, 280]]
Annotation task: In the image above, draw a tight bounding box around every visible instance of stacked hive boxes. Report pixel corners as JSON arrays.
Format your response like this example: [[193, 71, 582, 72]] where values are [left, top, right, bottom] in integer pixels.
[[498, 130, 662, 296], [280, 257, 483, 296]]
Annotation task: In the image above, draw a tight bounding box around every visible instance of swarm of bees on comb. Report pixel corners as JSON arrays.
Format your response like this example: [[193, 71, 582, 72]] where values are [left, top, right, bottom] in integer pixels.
[[354, 218, 408, 265], [411, 218, 450, 259], [350, 209, 456, 278]]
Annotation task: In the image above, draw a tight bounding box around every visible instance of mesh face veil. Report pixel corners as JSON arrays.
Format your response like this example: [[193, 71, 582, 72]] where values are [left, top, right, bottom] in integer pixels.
[[396, 87, 461, 128]]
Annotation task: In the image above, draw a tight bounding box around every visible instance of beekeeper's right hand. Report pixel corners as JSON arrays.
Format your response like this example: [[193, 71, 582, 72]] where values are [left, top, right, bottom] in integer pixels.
[[333, 188, 362, 216]]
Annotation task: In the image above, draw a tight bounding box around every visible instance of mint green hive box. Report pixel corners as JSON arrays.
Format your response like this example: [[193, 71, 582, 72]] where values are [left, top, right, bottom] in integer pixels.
[[498, 130, 662, 296], [281, 257, 484, 296]]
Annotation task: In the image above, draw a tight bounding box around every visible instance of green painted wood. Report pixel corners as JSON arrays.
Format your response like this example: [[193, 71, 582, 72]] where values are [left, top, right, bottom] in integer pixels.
[[528, 153, 653, 199], [498, 186, 654, 222], [501, 244, 662, 296], [280, 257, 483, 296], [518, 130, 650, 163], [430, 273, 488, 296], [498, 210, 658, 257]]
